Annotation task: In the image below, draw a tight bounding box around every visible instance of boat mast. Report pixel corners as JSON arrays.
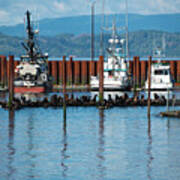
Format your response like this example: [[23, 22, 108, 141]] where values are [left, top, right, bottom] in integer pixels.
[[91, 2, 95, 61], [125, 0, 129, 59], [26, 10, 35, 61], [100, 0, 105, 56], [112, 20, 117, 52], [162, 33, 166, 58]]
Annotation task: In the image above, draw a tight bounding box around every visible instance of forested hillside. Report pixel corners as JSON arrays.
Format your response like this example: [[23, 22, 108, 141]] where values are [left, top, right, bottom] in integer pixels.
[[0, 30, 180, 58]]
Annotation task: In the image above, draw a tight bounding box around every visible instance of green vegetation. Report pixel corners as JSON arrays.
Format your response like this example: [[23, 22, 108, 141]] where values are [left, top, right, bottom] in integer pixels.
[[0, 30, 180, 58]]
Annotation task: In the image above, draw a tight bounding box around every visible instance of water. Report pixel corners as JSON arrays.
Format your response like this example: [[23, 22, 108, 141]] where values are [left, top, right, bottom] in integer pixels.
[[0, 105, 180, 180]]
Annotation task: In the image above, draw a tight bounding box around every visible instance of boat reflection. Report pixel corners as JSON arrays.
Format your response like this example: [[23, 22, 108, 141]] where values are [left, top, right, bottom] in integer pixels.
[[14, 93, 46, 102], [150, 90, 173, 100], [26, 113, 36, 179], [61, 114, 68, 178], [7, 110, 16, 179], [91, 91, 126, 100], [147, 116, 153, 180], [0, 92, 7, 100], [97, 109, 106, 179]]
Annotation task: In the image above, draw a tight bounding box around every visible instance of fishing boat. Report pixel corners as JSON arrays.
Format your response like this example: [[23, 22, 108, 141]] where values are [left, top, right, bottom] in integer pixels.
[[90, 23, 130, 90], [14, 10, 52, 93], [144, 48, 174, 90]]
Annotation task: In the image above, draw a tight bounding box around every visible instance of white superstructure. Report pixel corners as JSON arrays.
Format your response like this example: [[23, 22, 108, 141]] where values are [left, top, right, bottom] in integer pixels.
[[145, 48, 173, 90], [145, 62, 173, 90], [90, 23, 130, 90]]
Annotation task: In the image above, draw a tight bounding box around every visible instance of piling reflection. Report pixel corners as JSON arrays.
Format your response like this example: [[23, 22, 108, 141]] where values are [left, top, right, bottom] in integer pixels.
[[7, 110, 16, 179], [147, 116, 153, 180], [97, 109, 106, 180], [0, 92, 6, 100], [91, 91, 125, 100], [26, 115, 36, 179], [61, 113, 68, 178]]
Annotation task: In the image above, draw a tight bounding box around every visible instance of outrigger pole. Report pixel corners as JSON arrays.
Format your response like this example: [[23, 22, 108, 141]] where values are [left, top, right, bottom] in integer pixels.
[[125, 0, 129, 59]]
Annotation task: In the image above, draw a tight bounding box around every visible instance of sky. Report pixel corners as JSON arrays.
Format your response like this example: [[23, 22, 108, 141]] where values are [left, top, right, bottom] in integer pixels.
[[0, 0, 180, 25]]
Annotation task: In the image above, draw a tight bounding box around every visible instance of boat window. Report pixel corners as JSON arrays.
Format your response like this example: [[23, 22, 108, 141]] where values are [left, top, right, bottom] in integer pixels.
[[164, 70, 168, 75], [154, 70, 169, 75], [154, 70, 163, 75], [109, 71, 113, 76]]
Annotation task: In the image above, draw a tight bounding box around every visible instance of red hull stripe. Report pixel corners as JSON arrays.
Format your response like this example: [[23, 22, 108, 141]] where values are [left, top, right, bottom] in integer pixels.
[[14, 86, 45, 93]]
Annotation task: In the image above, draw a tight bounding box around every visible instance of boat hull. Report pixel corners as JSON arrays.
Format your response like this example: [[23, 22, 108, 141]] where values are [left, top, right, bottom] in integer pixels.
[[14, 86, 45, 93], [90, 79, 130, 91], [144, 82, 173, 91]]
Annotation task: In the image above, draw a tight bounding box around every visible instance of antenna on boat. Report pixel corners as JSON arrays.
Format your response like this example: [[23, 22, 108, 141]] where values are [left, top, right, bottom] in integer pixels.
[[100, 0, 105, 56], [91, 1, 96, 61], [125, 0, 129, 59], [33, 7, 40, 35], [162, 33, 166, 57]]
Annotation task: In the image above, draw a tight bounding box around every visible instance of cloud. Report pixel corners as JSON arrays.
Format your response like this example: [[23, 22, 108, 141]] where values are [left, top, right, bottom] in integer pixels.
[[54, 1, 71, 12], [0, 10, 10, 25], [0, 0, 180, 25]]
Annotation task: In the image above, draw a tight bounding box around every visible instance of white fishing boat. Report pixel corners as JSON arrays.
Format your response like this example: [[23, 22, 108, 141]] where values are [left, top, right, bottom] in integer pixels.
[[145, 49, 174, 90], [14, 10, 52, 93], [90, 23, 130, 91]]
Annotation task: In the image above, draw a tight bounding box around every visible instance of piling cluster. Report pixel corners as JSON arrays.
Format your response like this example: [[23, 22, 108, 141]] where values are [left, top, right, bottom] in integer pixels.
[[1, 55, 180, 88]]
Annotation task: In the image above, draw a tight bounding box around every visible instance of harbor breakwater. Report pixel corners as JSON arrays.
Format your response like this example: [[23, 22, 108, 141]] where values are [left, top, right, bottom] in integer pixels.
[[1, 55, 180, 88]]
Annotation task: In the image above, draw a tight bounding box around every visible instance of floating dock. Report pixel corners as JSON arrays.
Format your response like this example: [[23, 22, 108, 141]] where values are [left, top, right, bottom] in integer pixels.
[[160, 111, 180, 118]]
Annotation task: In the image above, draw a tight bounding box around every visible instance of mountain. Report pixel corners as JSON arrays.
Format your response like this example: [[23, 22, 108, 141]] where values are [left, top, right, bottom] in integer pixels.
[[0, 13, 180, 37], [0, 30, 180, 58]]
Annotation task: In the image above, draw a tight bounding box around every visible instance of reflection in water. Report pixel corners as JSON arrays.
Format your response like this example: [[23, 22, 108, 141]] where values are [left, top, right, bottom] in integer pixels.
[[91, 91, 125, 100], [26, 115, 36, 179], [147, 116, 153, 180], [61, 114, 68, 178], [147, 90, 173, 100], [167, 118, 170, 130], [15, 93, 46, 102], [97, 109, 106, 180], [0, 92, 6, 100], [7, 110, 16, 179]]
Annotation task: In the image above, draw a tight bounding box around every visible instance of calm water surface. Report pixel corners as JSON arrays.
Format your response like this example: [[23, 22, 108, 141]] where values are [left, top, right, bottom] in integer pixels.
[[0, 105, 180, 180]]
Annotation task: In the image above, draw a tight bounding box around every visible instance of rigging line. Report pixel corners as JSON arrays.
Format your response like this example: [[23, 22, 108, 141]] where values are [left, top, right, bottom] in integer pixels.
[[125, 0, 129, 58], [100, 0, 105, 56]]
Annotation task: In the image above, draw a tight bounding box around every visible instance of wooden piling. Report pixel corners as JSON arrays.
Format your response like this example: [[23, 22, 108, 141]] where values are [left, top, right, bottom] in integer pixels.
[[67, 56, 73, 85], [99, 56, 104, 103], [1, 56, 7, 87], [147, 56, 152, 118], [74, 61, 81, 85], [58, 61, 63, 85], [170, 61, 175, 82], [51, 61, 58, 84], [62, 56, 66, 119], [177, 61, 180, 83], [8, 56, 14, 107], [0, 57, 1, 82], [63, 56, 66, 94], [81, 61, 88, 85], [141, 61, 147, 87], [136, 56, 140, 87], [133, 56, 137, 89], [48, 61, 52, 77], [90, 60, 96, 77]]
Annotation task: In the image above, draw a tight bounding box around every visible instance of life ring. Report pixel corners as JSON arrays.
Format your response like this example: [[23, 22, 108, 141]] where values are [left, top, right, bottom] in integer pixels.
[[41, 73, 47, 82]]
